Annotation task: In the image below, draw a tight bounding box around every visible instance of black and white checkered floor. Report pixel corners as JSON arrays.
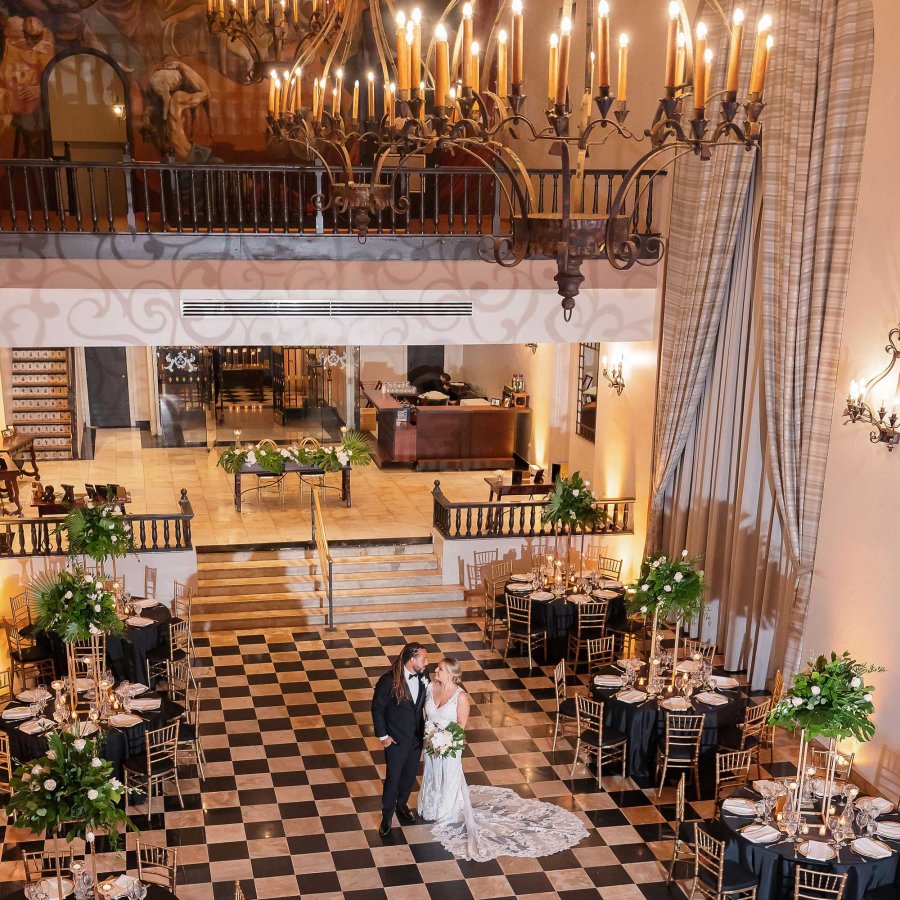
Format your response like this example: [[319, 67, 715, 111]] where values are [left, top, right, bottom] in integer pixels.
[[1, 620, 790, 899]]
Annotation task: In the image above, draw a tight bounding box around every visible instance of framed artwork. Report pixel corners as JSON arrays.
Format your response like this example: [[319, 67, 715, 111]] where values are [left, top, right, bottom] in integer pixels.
[[490, 398, 501, 407]]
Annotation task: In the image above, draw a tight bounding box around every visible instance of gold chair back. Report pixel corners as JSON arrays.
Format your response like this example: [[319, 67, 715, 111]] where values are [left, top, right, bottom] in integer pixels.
[[683, 638, 716, 661], [23, 849, 74, 882], [505, 593, 532, 632], [597, 556, 623, 580], [576, 601, 609, 635], [694, 827, 727, 892], [553, 660, 568, 709], [794, 867, 847, 900], [144, 566, 158, 599], [665, 714, 705, 765], [715, 749, 753, 799], [136, 840, 178, 891], [9, 590, 32, 632], [586, 635, 616, 672]]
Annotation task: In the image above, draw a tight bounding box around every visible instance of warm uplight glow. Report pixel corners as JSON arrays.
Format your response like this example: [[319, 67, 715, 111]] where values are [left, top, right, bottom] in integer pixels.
[[696, 21, 707, 40], [758, 13, 773, 32], [435, 22, 447, 40], [396, 10, 406, 27], [550, 32, 558, 47], [560, 16, 571, 35], [619, 33, 628, 47], [733, 7, 745, 25], [668, 0, 678, 18]]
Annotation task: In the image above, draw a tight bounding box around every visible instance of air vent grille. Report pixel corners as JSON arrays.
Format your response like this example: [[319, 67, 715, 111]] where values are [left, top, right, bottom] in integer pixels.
[[181, 298, 473, 318]]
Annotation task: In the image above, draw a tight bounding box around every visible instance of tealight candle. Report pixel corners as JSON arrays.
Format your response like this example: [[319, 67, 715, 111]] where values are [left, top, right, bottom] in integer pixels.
[[819, 825, 827, 836], [801, 823, 809, 835]]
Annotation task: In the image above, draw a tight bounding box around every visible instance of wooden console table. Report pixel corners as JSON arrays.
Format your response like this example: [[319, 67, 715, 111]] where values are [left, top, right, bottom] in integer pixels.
[[232, 463, 351, 512], [484, 478, 556, 502]]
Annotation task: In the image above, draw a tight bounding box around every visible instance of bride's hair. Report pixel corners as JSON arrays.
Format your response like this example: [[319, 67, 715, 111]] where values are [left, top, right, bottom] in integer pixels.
[[441, 657, 464, 687]]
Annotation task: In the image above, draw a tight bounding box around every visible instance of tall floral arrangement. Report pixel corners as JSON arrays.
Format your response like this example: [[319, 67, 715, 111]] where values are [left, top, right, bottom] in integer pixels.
[[218, 431, 373, 475], [63, 501, 135, 567], [626, 550, 707, 622], [541, 472, 605, 532], [6, 731, 135, 849], [769, 651, 883, 743], [32, 568, 124, 642]]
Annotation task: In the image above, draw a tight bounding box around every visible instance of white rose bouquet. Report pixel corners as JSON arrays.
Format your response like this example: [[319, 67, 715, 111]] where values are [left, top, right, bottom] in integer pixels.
[[424, 721, 466, 759]]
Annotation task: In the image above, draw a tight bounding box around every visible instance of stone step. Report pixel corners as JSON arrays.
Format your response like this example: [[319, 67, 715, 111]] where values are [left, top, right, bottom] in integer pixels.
[[196, 553, 439, 579], [196, 569, 445, 597], [195, 540, 432, 564]]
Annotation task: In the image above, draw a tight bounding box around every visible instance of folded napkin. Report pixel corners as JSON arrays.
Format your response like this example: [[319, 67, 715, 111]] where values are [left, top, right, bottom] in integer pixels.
[[16, 688, 47, 703], [695, 691, 728, 706], [2, 705, 32, 720], [20, 717, 54, 735], [569, 594, 590, 604], [74, 678, 93, 692], [127, 683, 148, 697], [801, 841, 833, 861], [752, 780, 786, 796], [109, 713, 143, 728], [863, 796, 894, 816], [741, 824, 781, 844], [598, 580, 624, 589], [616, 689, 647, 704], [677, 660, 699, 673], [531, 591, 554, 601], [126, 616, 155, 627], [594, 675, 624, 687], [591, 589, 619, 600], [509, 574, 532, 582], [100, 874, 135, 899], [712, 675, 741, 690], [506, 583, 532, 593], [129, 697, 161, 711], [722, 797, 757, 816], [662, 697, 692, 711], [618, 658, 645, 669], [134, 598, 162, 609], [877, 821, 900, 840], [853, 838, 892, 859]]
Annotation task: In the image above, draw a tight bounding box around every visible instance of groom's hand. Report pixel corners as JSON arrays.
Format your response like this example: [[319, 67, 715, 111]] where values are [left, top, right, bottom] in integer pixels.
[[380, 736, 395, 747]]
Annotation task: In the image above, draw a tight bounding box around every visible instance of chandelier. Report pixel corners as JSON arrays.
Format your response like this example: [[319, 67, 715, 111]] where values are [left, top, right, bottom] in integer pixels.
[[844, 324, 900, 451], [212, 1, 775, 319]]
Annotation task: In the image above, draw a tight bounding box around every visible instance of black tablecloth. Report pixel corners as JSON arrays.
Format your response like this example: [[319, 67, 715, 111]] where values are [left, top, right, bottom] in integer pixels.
[[1, 693, 184, 779], [591, 665, 746, 783], [5, 883, 177, 900], [38, 602, 171, 686], [721, 787, 900, 900]]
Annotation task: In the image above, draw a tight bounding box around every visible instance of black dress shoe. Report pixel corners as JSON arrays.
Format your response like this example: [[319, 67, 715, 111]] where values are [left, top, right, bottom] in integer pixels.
[[396, 803, 417, 824], [378, 817, 392, 837]]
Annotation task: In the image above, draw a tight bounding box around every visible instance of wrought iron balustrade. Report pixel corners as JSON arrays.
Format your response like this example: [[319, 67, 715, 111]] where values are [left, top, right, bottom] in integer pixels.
[[432, 481, 635, 540], [0, 158, 663, 242], [0, 489, 194, 557]]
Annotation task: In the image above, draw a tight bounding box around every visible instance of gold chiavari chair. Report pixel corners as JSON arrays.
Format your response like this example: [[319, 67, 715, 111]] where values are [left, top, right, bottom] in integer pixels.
[[684, 638, 717, 662], [570, 694, 627, 787], [2, 618, 55, 691], [296, 437, 325, 501], [714, 749, 753, 806], [811, 746, 855, 782], [147, 619, 191, 685], [528, 539, 552, 568], [668, 774, 695, 884], [482, 560, 512, 647], [761, 669, 784, 766], [690, 826, 757, 900], [581, 543, 609, 572], [234, 882, 247, 900], [0, 730, 10, 794], [23, 849, 75, 882], [658, 713, 706, 798], [0, 667, 10, 704], [794, 868, 847, 900], [586, 635, 616, 676], [124, 721, 184, 816], [104, 575, 126, 595], [552, 660, 580, 751], [504, 593, 546, 670], [719, 700, 771, 779], [467, 549, 499, 592], [144, 566, 158, 599], [136, 840, 178, 891], [567, 601, 609, 672], [167, 657, 206, 780], [596, 556, 623, 581], [69, 635, 107, 679], [9, 590, 34, 639]]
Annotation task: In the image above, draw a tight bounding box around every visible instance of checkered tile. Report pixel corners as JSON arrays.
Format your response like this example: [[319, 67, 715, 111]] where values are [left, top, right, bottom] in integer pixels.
[[0, 620, 789, 899]]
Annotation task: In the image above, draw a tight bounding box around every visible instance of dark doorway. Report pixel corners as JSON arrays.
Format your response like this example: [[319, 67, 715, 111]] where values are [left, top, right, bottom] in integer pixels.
[[407, 346, 444, 391], [85, 347, 130, 427]]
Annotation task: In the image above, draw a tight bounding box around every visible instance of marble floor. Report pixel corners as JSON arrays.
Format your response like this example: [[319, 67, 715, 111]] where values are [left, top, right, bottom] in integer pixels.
[[10, 429, 491, 546]]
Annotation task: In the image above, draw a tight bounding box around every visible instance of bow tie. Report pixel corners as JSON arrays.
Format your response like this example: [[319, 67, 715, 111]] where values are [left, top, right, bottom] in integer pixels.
[[408, 672, 419, 680]]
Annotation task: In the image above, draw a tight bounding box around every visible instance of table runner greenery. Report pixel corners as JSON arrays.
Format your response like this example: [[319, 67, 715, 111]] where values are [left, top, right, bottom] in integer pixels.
[[217, 431, 373, 475]]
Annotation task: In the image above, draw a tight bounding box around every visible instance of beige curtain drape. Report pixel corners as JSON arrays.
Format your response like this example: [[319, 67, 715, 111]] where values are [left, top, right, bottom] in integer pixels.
[[654, 0, 874, 687]]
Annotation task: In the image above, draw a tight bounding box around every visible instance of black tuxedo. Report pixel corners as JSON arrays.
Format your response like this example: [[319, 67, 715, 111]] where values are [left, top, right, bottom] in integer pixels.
[[371, 669, 427, 819]]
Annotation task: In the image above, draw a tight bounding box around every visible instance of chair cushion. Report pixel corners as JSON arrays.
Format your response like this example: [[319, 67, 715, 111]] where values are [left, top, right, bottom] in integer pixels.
[[677, 820, 697, 844], [558, 698, 577, 718], [698, 859, 758, 891], [579, 727, 628, 748], [509, 625, 542, 638], [718, 726, 759, 751], [13, 646, 53, 664], [147, 646, 187, 664], [123, 753, 176, 777], [177, 722, 197, 742]]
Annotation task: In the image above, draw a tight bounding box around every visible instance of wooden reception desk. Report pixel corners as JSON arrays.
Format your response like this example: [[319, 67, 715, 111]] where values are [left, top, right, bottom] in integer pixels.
[[362, 385, 531, 471]]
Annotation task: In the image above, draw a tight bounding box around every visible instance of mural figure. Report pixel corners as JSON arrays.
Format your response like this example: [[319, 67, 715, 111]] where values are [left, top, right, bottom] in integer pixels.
[[140, 58, 210, 157]]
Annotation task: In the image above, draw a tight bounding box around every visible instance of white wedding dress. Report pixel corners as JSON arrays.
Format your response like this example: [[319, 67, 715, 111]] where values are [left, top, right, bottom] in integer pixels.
[[418, 683, 589, 862]]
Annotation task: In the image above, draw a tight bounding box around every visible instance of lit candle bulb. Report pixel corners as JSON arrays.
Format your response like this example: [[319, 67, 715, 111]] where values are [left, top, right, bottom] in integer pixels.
[[462, 3, 474, 87], [396, 11, 410, 91], [352, 79, 359, 118], [410, 7, 422, 91], [335, 67, 343, 104], [547, 32, 559, 106], [693, 22, 708, 110], [267, 68, 278, 114], [664, 0, 679, 88], [511, 0, 524, 84], [617, 33, 628, 102], [281, 69, 290, 114], [318, 77, 327, 119], [703, 47, 713, 107], [675, 31, 686, 87], [470, 41, 480, 93], [497, 28, 508, 96], [331, 86, 338, 116], [726, 8, 745, 95], [749, 14, 773, 94], [367, 70, 375, 118], [556, 17, 571, 105], [596, 0, 610, 89], [435, 23, 450, 106]]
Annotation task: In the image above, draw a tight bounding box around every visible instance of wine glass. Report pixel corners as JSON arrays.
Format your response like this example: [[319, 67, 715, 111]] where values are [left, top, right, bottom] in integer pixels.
[[754, 800, 767, 825], [856, 808, 871, 836], [785, 809, 801, 843], [827, 814, 842, 849]]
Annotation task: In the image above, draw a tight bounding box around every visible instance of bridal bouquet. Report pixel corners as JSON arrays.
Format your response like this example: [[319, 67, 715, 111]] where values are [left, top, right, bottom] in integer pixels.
[[424, 721, 466, 759]]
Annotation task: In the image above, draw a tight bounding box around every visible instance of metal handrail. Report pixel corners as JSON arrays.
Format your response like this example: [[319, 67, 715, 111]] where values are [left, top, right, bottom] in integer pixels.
[[309, 485, 334, 630]]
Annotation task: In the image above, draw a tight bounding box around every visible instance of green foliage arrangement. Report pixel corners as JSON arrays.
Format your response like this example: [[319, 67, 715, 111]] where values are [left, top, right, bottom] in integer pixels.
[[6, 731, 135, 849], [626, 550, 707, 621], [63, 501, 135, 564], [768, 651, 884, 743], [33, 568, 124, 643], [540, 472, 606, 532], [218, 431, 374, 475]]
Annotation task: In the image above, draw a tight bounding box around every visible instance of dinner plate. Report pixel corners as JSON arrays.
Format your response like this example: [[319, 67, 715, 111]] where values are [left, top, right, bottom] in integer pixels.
[[711, 675, 741, 690], [591, 589, 619, 600], [661, 697, 692, 711], [618, 658, 645, 669], [506, 584, 532, 593], [722, 797, 757, 816], [2, 705, 33, 720], [798, 840, 837, 861], [126, 616, 155, 627], [16, 688, 49, 703], [38, 877, 75, 899], [530, 591, 554, 601], [108, 713, 143, 728], [508, 574, 532, 582], [876, 822, 900, 840], [851, 838, 894, 859]]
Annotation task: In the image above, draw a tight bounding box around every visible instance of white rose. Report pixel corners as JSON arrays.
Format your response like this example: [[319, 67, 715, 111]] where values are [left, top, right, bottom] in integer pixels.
[[674, 572, 683, 582], [640, 605, 648, 614], [91, 757, 103, 768], [864, 693, 873, 702], [110, 777, 122, 790], [31, 765, 42, 775], [87, 789, 99, 801], [89, 623, 100, 635], [86, 831, 95, 843], [810, 685, 821, 695], [43, 779, 57, 791], [572, 489, 580, 497], [111, 536, 118, 543], [682, 549, 689, 557], [642, 584, 649, 591], [64, 591, 73, 600], [663, 585, 672, 592], [584, 481, 591, 487], [94, 604, 101, 612], [660, 556, 667, 563], [792, 696, 803, 707], [22, 772, 31, 783], [46, 750, 56, 761], [851, 677, 861, 688], [570, 511, 576, 518], [73, 739, 86, 752]]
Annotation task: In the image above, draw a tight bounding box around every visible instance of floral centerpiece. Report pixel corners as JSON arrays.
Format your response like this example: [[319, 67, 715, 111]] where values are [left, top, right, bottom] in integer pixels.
[[541, 472, 605, 532], [626, 550, 707, 622], [424, 720, 466, 759], [62, 500, 135, 578], [32, 568, 124, 643], [218, 430, 373, 475]]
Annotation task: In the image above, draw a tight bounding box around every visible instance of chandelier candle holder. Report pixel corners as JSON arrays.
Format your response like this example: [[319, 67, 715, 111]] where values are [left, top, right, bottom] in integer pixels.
[[602, 355, 625, 395], [843, 323, 900, 450]]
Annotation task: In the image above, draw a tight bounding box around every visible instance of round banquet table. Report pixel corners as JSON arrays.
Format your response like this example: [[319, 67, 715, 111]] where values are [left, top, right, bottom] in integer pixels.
[[37, 601, 172, 686], [0, 692, 184, 779], [590, 664, 747, 783], [6, 883, 177, 900], [720, 787, 900, 900], [504, 580, 626, 662]]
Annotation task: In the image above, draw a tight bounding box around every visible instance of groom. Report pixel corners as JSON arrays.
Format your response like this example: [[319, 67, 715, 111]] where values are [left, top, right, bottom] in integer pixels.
[[371, 642, 429, 837]]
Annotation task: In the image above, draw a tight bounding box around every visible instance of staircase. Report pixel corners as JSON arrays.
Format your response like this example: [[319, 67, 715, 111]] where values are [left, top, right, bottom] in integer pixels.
[[10, 349, 75, 459], [192, 539, 473, 632]]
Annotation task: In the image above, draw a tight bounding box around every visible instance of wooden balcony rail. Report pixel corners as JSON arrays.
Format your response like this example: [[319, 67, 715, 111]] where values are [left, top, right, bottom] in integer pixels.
[[0, 159, 663, 242], [432, 481, 635, 540], [0, 489, 194, 557]]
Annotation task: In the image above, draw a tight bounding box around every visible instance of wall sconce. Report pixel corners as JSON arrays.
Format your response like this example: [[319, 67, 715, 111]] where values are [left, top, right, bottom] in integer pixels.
[[112, 101, 125, 122], [602, 355, 625, 396], [525, 343, 538, 355], [844, 323, 900, 451]]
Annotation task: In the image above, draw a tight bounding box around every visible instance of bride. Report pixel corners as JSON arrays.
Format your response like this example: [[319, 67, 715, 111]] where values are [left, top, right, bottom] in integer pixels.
[[418, 657, 589, 862]]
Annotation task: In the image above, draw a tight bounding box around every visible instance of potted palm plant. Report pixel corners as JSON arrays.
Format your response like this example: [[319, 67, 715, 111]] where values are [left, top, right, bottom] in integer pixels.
[[540, 472, 607, 569]]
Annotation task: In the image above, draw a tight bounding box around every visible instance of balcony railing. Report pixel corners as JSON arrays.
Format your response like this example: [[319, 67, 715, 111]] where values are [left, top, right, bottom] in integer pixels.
[[0, 489, 194, 557], [432, 481, 635, 540], [0, 159, 663, 242]]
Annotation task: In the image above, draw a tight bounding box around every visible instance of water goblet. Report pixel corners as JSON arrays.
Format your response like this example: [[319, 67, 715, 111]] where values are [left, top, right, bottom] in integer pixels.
[[122, 694, 133, 714], [754, 800, 767, 824], [785, 809, 801, 843], [866, 818, 877, 838], [827, 814, 841, 849]]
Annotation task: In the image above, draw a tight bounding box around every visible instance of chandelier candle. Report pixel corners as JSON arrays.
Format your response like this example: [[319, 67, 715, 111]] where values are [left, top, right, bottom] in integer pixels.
[[367, 71, 375, 118], [597, 1, 610, 90], [617, 34, 628, 103], [352, 80, 359, 119], [548, 33, 559, 107], [462, 3, 474, 87], [435, 24, 450, 106], [470, 42, 480, 93], [396, 11, 410, 92], [556, 18, 571, 106], [726, 8, 745, 95], [675, 31, 686, 87], [664, 1, 678, 88], [511, 0, 524, 84], [693, 22, 707, 111], [267, 70, 277, 114], [411, 8, 422, 89], [749, 14, 773, 94], [496, 29, 508, 96], [281, 69, 290, 114]]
